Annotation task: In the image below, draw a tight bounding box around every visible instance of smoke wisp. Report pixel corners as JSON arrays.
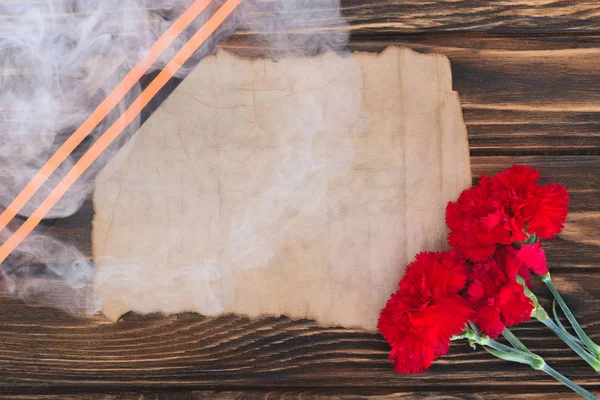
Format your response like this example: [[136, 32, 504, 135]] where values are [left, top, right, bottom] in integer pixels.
[[0, 0, 350, 315]]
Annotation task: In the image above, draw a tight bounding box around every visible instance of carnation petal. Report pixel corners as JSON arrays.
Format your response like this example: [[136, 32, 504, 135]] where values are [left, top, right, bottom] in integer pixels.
[[472, 305, 505, 339], [496, 164, 540, 192], [517, 243, 549, 275], [467, 279, 486, 303], [500, 289, 534, 327], [525, 184, 569, 239]]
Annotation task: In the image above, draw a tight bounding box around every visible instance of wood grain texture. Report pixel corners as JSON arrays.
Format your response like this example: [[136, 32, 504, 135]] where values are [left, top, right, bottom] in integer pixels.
[[2, 0, 600, 398], [8, 12, 600, 157], [338, 0, 600, 34], [0, 392, 593, 400], [5, 0, 600, 34], [0, 276, 598, 394], [0, 251, 598, 396], [223, 33, 600, 157]]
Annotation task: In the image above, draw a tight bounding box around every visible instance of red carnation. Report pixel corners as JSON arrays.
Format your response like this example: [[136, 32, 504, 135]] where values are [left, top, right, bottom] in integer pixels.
[[378, 251, 473, 374], [466, 247, 534, 338], [498, 165, 569, 239], [446, 165, 569, 261], [446, 176, 525, 261]]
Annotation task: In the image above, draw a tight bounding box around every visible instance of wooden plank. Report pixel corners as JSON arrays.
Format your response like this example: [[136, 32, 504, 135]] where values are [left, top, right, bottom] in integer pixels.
[[338, 0, 600, 34], [0, 391, 591, 399], [5, 1, 600, 34], [6, 9, 600, 157], [224, 33, 600, 156], [5, 6, 600, 161], [7, 36, 600, 156], [0, 269, 598, 394]]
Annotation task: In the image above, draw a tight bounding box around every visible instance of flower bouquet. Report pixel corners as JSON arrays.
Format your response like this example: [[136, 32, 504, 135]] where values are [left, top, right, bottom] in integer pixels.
[[378, 165, 599, 399]]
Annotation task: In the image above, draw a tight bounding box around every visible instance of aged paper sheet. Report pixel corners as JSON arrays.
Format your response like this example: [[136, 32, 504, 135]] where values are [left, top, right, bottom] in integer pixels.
[[92, 47, 471, 330]]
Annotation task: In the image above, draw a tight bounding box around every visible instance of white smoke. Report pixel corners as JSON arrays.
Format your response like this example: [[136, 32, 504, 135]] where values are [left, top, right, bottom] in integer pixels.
[[0, 0, 349, 314]]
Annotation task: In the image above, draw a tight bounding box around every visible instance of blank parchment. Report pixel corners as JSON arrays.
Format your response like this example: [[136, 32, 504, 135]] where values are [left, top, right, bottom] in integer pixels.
[[92, 47, 471, 330]]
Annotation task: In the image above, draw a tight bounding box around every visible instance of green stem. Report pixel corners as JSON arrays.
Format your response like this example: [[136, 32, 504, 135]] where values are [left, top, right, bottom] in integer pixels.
[[517, 274, 600, 372], [464, 330, 598, 399], [541, 273, 600, 359], [542, 317, 600, 373], [553, 299, 586, 347], [465, 329, 543, 368], [540, 363, 599, 400]]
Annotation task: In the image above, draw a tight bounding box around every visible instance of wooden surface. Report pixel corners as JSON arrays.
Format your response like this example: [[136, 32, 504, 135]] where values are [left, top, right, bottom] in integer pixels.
[[2, 1, 600, 398]]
